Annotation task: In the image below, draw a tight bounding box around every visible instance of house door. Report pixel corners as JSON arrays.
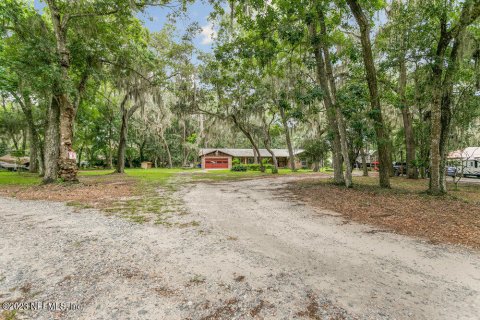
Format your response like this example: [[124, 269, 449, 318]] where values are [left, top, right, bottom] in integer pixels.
[[205, 157, 229, 169]]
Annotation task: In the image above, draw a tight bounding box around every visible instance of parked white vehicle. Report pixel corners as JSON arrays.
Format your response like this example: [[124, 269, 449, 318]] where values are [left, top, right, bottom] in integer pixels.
[[447, 147, 480, 178], [459, 159, 480, 177]]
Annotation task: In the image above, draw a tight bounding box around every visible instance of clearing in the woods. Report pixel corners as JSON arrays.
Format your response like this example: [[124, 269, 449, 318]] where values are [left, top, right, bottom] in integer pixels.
[[0, 169, 479, 320]]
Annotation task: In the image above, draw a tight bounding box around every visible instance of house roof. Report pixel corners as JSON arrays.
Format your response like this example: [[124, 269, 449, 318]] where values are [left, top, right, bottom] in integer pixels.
[[199, 148, 304, 158], [0, 154, 30, 165], [447, 147, 480, 160]]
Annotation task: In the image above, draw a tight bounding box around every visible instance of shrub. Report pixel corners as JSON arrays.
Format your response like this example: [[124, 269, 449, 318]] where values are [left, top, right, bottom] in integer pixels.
[[232, 158, 240, 165], [231, 164, 247, 172], [247, 163, 273, 171]]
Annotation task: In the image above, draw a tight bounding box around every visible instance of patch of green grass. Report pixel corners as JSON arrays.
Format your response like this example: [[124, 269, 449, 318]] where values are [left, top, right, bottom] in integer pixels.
[[124, 214, 148, 223], [78, 169, 114, 176], [1, 310, 18, 320], [0, 169, 113, 186], [125, 168, 196, 184], [178, 220, 200, 228], [189, 274, 206, 284], [98, 168, 196, 224], [66, 201, 93, 209], [0, 172, 40, 185]]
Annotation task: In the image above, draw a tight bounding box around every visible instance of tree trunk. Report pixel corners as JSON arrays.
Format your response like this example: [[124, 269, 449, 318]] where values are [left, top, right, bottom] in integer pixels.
[[38, 142, 45, 176], [308, 20, 344, 185], [46, 0, 79, 182], [231, 115, 264, 172], [428, 1, 480, 194], [361, 148, 369, 176], [139, 139, 146, 162], [127, 154, 133, 168], [107, 119, 113, 169], [160, 130, 173, 168], [429, 29, 453, 194], [21, 129, 27, 155], [43, 96, 60, 183], [265, 147, 278, 174], [116, 110, 129, 173], [77, 145, 83, 168], [115, 91, 140, 174], [399, 57, 417, 179], [182, 119, 188, 167], [27, 126, 39, 173], [320, 21, 353, 187], [347, 0, 390, 188], [415, 71, 428, 180], [15, 92, 39, 173], [107, 147, 113, 169], [310, 13, 353, 187], [10, 134, 19, 152], [262, 115, 279, 174], [56, 94, 78, 181], [279, 105, 295, 171], [438, 37, 461, 192]]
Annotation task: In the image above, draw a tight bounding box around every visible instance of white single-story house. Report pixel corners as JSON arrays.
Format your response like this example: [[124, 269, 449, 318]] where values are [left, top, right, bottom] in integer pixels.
[[199, 148, 305, 169]]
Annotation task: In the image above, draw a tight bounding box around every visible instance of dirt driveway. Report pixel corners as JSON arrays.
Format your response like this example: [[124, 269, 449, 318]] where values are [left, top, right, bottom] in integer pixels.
[[1, 176, 479, 319]]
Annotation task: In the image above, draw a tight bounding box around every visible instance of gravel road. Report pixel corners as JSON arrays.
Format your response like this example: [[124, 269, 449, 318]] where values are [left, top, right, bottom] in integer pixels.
[[1, 176, 479, 319]]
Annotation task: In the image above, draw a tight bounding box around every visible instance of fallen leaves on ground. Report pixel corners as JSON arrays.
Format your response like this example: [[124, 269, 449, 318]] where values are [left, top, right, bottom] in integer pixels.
[[0, 174, 135, 209], [289, 176, 480, 250]]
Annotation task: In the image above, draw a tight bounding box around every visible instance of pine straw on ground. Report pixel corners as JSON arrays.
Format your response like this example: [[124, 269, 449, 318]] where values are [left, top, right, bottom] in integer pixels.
[[0, 174, 135, 208], [289, 176, 480, 250]]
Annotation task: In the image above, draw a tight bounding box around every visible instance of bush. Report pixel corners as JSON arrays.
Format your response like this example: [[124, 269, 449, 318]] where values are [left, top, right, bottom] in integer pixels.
[[246, 163, 273, 171], [231, 164, 247, 172], [232, 158, 241, 165]]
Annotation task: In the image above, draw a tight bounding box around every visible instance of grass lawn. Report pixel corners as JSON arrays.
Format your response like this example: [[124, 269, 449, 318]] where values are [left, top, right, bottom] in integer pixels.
[[0, 171, 40, 185], [78, 169, 114, 176], [125, 168, 196, 183], [0, 168, 197, 186]]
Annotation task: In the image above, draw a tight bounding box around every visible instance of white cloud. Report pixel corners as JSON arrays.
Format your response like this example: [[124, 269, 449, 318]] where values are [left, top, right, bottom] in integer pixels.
[[200, 23, 216, 45]]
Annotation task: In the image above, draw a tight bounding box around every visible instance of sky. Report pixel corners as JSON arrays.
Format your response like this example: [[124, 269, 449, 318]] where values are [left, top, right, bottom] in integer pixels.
[[33, 0, 216, 55]]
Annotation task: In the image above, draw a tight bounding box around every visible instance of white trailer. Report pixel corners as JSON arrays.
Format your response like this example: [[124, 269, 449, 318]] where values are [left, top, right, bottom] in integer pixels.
[[448, 147, 480, 178]]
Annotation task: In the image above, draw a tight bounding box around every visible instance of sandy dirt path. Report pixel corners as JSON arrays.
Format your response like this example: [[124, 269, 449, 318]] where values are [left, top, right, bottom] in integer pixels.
[[183, 176, 480, 319], [1, 175, 479, 319]]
